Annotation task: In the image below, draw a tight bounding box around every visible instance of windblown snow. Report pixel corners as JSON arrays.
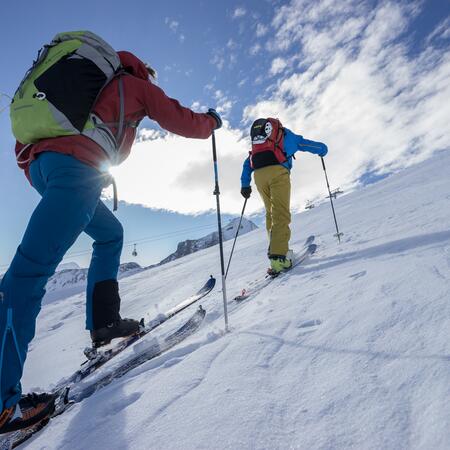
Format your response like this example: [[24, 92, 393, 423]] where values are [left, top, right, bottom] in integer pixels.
[[19, 151, 450, 449]]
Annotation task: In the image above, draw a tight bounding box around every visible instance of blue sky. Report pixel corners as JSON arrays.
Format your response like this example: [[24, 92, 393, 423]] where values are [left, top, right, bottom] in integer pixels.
[[0, 0, 449, 271]]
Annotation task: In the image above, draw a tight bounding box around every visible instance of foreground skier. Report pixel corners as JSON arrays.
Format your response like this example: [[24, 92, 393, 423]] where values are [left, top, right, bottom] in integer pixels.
[[0, 33, 221, 434], [240, 118, 327, 275]]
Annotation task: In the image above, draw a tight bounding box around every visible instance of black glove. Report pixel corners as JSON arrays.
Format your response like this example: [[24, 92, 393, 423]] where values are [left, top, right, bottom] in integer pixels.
[[241, 186, 252, 199], [206, 108, 222, 130]]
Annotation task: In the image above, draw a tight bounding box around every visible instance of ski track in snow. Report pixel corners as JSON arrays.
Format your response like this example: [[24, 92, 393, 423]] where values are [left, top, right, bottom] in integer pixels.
[[14, 151, 450, 449]]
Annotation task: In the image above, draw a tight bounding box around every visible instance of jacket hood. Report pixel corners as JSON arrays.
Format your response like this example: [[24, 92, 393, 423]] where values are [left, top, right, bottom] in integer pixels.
[[117, 51, 149, 81]]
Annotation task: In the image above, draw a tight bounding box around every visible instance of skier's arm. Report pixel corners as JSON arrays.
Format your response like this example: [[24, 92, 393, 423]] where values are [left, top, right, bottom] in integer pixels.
[[241, 156, 253, 188], [140, 81, 216, 139], [240, 156, 253, 198], [284, 128, 328, 157]]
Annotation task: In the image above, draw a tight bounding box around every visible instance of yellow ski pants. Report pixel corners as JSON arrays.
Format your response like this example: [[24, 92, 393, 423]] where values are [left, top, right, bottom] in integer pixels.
[[254, 165, 291, 257]]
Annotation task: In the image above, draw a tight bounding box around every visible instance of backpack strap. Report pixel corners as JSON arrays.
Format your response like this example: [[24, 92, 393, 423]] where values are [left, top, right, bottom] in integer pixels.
[[16, 144, 33, 166], [100, 72, 142, 150], [112, 177, 118, 211], [116, 75, 125, 149], [108, 72, 124, 212], [266, 119, 287, 162]]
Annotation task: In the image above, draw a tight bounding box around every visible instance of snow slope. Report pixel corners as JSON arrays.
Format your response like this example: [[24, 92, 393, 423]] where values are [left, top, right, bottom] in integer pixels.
[[19, 151, 450, 450]]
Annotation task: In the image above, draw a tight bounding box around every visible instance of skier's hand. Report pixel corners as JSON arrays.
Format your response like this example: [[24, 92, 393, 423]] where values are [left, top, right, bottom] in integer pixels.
[[206, 108, 222, 130], [319, 144, 328, 157], [241, 186, 252, 199]]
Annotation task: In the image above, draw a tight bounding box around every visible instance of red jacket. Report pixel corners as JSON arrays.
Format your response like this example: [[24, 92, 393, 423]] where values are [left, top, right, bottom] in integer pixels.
[[15, 51, 215, 182]]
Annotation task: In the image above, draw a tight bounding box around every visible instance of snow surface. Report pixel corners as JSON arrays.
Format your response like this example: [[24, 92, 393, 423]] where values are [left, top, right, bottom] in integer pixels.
[[19, 151, 450, 449]]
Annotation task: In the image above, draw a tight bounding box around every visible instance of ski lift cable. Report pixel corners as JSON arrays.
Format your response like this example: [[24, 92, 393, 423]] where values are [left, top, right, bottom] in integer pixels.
[[56, 222, 218, 259], [128, 223, 218, 244], [1, 223, 218, 269], [1, 217, 241, 269], [0, 93, 12, 115]]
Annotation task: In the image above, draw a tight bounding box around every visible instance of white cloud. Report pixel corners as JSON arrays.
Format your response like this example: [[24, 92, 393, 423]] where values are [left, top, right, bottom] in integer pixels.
[[250, 43, 261, 55], [108, 126, 248, 214], [135, 128, 166, 142], [227, 38, 237, 49], [217, 100, 233, 115], [241, 0, 450, 211], [211, 46, 237, 71], [427, 16, 450, 43], [254, 75, 264, 85], [210, 54, 225, 71], [213, 90, 235, 117], [256, 23, 268, 37], [166, 19, 179, 33], [190, 101, 208, 112], [232, 7, 246, 19], [238, 78, 248, 87], [270, 57, 288, 75], [111, 0, 450, 216], [165, 16, 185, 42]]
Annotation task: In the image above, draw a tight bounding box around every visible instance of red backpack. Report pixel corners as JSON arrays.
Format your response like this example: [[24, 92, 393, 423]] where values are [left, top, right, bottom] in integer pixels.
[[249, 118, 286, 169]]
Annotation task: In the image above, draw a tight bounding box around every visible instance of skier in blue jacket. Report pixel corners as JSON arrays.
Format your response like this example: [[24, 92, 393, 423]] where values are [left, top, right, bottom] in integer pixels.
[[240, 118, 327, 275]]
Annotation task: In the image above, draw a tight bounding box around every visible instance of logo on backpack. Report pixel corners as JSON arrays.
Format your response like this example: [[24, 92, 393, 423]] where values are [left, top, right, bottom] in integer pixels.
[[249, 118, 286, 169], [11, 31, 126, 166]]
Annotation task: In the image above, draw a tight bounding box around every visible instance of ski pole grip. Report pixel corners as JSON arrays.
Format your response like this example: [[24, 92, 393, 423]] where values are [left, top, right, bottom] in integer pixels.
[[321, 156, 326, 171]]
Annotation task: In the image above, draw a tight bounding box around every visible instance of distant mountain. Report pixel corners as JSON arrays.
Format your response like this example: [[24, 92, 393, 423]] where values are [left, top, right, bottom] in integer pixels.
[[159, 217, 258, 265], [56, 262, 81, 272]]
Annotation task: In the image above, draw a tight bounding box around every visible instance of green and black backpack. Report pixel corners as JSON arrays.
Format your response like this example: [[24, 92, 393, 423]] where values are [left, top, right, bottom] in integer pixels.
[[11, 31, 125, 165]]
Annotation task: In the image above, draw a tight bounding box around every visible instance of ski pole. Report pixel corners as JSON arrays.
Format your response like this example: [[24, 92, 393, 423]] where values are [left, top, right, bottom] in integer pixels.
[[321, 157, 343, 242], [225, 198, 247, 279], [211, 131, 229, 331]]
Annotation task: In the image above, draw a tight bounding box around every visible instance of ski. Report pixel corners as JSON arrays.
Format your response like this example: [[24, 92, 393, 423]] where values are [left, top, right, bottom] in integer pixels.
[[70, 276, 215, 384], [233, 237, 317, 303], [73, 305, 206, 404], [3, 306, 207, 449]]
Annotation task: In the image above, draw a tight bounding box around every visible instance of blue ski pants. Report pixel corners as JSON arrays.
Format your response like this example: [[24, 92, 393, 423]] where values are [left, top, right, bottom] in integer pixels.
[[0, 152, 123, 410]]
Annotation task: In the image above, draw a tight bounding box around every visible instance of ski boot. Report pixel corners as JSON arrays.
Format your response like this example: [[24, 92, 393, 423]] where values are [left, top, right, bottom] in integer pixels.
[[0, 393, 56, 434], [90, 318, 141, 348], [90, 279, 141, 347], [267, 253, 293, 277]]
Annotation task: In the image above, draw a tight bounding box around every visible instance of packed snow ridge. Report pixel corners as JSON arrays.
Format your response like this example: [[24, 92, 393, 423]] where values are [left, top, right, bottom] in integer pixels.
[[21, 151, 450, 449]]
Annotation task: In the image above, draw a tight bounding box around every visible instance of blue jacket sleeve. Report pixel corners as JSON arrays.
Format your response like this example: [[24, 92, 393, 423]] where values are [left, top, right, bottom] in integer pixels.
[[284, 128, 328, 157], [241, 156, 253, 188]]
